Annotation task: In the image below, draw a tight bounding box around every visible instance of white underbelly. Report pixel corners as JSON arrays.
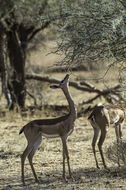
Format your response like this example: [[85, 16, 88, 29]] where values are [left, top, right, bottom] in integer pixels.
[[42, 133, 59, 138], [42, 129, 73, 138]]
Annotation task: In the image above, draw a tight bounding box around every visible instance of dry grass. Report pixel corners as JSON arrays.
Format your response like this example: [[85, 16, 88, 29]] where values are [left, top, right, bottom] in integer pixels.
[[1, 109, 126, 190], [1, 41, 126, 190]]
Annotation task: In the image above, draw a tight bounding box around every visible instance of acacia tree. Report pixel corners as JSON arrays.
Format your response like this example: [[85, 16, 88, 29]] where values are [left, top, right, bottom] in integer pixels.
[[56, 0, 126, 70], [0, 0, 58, 109], [1, 0, 126, 109]]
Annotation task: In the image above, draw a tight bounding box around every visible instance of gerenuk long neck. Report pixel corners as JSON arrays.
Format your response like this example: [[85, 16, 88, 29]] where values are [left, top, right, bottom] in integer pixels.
[[62, 84, 76, 121]]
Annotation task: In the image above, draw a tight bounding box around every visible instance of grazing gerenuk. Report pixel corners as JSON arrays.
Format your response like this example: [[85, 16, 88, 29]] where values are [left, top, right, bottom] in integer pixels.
[[88, 103, 125, 169], [19, 74, 76, 185]]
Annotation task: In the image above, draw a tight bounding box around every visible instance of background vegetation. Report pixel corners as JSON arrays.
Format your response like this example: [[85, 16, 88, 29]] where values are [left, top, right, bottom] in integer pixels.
[[1, 0, 126, 189], [0, 0, 126, 109]]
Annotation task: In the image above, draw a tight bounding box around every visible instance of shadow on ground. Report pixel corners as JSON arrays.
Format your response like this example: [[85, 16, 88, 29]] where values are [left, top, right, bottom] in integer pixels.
[[1, 166, 126, 190]]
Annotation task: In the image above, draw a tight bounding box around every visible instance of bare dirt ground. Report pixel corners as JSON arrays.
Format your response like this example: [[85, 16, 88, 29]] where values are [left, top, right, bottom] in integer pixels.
[[1, 41, 126, 190]]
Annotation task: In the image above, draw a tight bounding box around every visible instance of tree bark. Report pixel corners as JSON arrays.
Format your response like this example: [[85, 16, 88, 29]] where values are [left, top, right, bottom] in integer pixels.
[[7, 29, 26, 109], [0, 24, 12, 108]]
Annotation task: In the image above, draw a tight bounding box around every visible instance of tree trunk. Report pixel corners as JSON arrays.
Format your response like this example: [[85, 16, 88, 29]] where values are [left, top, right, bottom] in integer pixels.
[[7, 29, 26, 109], [0, 24, 12, 108]]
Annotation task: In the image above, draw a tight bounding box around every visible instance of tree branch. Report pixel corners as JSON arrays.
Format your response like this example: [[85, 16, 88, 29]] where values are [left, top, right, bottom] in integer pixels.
[[25, 74, 123, 104], [27, 20, 51, 42]]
